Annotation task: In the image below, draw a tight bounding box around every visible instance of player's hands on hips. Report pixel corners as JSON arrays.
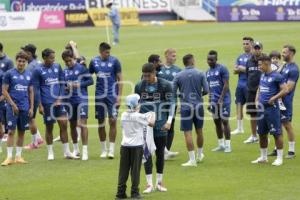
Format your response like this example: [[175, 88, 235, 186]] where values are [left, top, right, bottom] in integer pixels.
[[162, 122, 171, 131]]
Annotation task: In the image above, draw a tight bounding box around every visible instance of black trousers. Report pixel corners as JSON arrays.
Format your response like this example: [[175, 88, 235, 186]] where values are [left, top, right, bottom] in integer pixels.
[[166, 106, 177, 150], [144, 136, 167, 174], [117, 146, 143, 196]]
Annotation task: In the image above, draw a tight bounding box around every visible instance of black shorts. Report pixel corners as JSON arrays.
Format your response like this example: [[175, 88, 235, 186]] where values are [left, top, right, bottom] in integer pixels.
[[246, 91, 257, 115]]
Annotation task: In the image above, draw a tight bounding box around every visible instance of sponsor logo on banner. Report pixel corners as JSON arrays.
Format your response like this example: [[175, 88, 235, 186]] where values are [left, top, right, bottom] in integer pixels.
[[0, 11, 40, 31], [240, 8, 260, 20], [10, 0, 86, 12], [286, 7, 300, 20], [65, 10, 93, 27], [219, 0, 300, 6], [38, 11, 65, 29]]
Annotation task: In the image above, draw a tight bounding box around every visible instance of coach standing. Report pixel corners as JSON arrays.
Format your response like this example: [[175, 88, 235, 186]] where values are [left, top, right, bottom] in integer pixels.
[[106, 0, 121, 45], [244, 41, 264, 144]]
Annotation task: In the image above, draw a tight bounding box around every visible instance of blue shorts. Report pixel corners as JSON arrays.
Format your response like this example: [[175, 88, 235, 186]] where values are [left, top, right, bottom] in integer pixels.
[[180, 106, 204, 132], [66, 103, 89, 121], [281, 102, 293, 122], [95, 98, 118, 119], [42, 104, 68, 124], [210, 103, 231, 119], [257, 104, 281, 136], [235, 86, 247, 105], [6, 105, 29, 131]]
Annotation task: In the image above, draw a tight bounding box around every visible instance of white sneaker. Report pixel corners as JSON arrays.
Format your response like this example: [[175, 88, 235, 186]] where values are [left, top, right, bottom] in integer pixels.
[[196, 153, 205, 163], [224, 146, 232, 153], [251, 157, 268, 164], [48, 153, 54, 161], [181, 160, 197, 167], [231, 129, 244, 135], [211, 146, 225, 152], [82, 152, 88, 161], [243, 136, 259, 144], [143, 185, 154, 194], [65, 152, 80, 160], [156, 183, 167, 192], [164, 151, 179, 160], [53, 136, 61, 142], [73, 150, 80, 157], [272, 159, 283, 166], [108, 152, 114, 159], [100, 151, 107, 158]]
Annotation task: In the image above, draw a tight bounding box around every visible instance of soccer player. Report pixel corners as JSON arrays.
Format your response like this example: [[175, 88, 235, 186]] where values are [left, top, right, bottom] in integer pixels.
[[279, 45, 299, 158], [106, 0, 120, 45], [116, 94, 155, 200], [34, 48, 77, 160], [21, 44, 44, 150], [1, 51, 33, 166], [231, 37, 253, 135], [251, 55, 288, 166], [148, 54, 163, 73], [0, 42, 14, 143], [62, 50, 93, 160], [206, 50, 232, 153], [135, 63, 174, 193], [173, 54, 208, 166], [89, 42, 123, 159], [244, 41, 264, 144], [157, 48, 181, 160], [0, 69, 4, 153]]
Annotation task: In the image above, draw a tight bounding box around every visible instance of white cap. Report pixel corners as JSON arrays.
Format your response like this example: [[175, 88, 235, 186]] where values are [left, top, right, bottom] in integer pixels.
[[105, 0, 113, 6], [126, 94, 140, 110]]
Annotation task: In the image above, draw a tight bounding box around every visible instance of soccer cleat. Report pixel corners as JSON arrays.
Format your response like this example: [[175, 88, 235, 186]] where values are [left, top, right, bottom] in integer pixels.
[[1, 158, 14, 166], [108, 152, 114, 159], [115, 194, 128, 200], [285, 151, 295, 159], [251, 157, 268, 164], [164, 151, 179, 160], [143, 185, 154, 194], [196, 153, 205, 163], [272, 159, 283, 166], [65, 152, 80, 160], [181, 160, 197, 167], [48, 153, 54, 161], [24, 143, 39, 150], [131, 193, 143, 199], [100, 151, 108, 158], [53, 136, 61, 142], [15, 157, 28, 164], [82, 152, 88, 161], [73, 151, 80, 157], [156, 183, 167, 192], [231, 129, 244, 135], [224, 146, 232, 153], [268, 149, 277, 156], [211, 146, 225, 152], [243, 136, 259, 144], [37, 138, 44, 146]]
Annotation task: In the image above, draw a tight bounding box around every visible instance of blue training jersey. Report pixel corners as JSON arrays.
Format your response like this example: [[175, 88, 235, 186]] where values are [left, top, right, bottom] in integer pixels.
[[3, 68, 32, 111], [89, 55, 121, 100], [206, 64, 231, 104], [33, 63, 65, 105], [0, 54, 14, 72], [63, 63, 93, 104], [258, 71, 284, 104], [236, 53, 251, 88], [280, 62, 299, 104], [27, 58, 41, 103]]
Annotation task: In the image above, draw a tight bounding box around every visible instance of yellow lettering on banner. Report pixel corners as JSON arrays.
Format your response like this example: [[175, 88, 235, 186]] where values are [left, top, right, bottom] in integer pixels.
[[66, 13, 89, 23], [87, 8, 139, 26]]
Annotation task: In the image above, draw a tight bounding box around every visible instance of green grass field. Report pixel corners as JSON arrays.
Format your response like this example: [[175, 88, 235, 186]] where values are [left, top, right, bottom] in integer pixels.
[[0, 22, 300, 200]]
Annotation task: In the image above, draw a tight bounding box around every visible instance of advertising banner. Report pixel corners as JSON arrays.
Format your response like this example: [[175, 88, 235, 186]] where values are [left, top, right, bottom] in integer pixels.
[[217, 6, 300, 21], [0, 0, 10, 12], [64, 10, 94, 27], [0, 11, 40, 31], [10, 0, 86, 12], [218, 0, 300, 6], [38, 10, 65, 29]]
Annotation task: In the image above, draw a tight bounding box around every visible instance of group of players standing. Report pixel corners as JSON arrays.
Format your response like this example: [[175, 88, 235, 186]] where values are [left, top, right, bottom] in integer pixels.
[[0, 37, 298, 197]]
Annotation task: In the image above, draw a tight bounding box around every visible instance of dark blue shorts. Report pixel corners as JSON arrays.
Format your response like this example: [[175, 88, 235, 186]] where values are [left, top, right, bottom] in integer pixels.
[[257, 104, 281, 136], [281, 102, 293, 122], [95, 98, 118, 119], [42, 104, 68, 124], [235, 86, 248, 105], [180, 106, 204, 132], [66, 103, 89, 121], [6, 105, 29, 131], [210, 103, 231, 119]]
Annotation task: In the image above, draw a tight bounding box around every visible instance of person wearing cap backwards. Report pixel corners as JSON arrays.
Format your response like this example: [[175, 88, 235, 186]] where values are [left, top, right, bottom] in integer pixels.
[[21, 44, 44, 150], [243, 41, 264, 144], [251, 55, 288, 166], [115, 94, 155, 200], [106, 0, 121, 45], [135, 63, 174, 193]]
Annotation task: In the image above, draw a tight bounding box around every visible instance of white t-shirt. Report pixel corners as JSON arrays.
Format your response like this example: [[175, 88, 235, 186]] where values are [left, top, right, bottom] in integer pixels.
[[121, 111, 150, 147]]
